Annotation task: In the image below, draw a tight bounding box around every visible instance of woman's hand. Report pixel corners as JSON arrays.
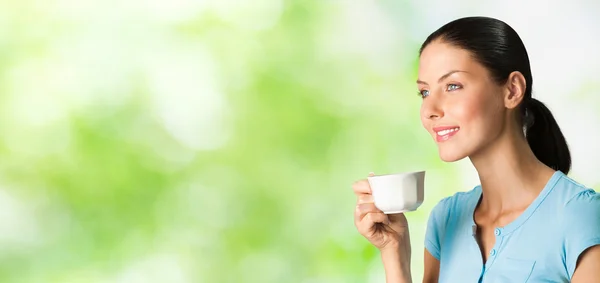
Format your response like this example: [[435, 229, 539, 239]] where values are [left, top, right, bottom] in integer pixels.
[[353, 174, 413, 282], [353, 176, 410, 252]]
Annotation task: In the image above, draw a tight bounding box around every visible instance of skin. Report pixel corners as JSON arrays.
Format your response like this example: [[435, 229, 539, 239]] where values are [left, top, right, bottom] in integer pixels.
[[352, 40, 600, 282]]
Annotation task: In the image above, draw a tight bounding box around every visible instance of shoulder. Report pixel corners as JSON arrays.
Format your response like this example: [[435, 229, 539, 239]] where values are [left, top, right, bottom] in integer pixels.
[[432, 186, 480, 214], [553, 172, 600, 240], [555, 173, 600, 218], [428, 185, 480, 224]]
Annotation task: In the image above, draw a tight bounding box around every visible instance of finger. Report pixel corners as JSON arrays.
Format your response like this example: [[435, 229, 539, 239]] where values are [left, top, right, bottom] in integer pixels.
[[357, 212, 389, 233], [357, 203, 382, 221], [352, 179, 371, 195], [357, 194, 374, 204], [354, 203, 379, 224]]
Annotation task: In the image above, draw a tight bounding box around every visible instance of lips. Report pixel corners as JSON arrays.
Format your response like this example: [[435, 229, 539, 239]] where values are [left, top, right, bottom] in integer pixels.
[[432, 126, 460, 142]]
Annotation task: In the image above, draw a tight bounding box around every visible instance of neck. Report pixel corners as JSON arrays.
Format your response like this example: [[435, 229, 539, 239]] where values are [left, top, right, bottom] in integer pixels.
[[469, 128, 556, 213]]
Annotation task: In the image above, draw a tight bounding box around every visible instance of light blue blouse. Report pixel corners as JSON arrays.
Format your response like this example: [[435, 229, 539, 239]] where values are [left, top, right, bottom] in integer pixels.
[[425, 171, 600, 282]]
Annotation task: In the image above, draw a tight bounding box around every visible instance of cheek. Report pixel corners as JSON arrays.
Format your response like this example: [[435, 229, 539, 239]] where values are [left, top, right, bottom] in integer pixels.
[[451, 92, 503, 131], [449, 96, 486, 123]]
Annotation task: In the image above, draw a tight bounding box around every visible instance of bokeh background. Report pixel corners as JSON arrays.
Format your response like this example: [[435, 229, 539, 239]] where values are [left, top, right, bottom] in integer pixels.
[[1, 1, 599, 282]]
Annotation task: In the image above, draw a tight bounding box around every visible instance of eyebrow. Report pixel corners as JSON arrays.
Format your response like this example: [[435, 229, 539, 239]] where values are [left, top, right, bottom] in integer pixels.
[[416, 70, 468, 85]]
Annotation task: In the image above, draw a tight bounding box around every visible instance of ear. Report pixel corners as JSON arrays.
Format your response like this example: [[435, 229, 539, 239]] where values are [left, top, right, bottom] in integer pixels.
[[504, 71, 527, 109]]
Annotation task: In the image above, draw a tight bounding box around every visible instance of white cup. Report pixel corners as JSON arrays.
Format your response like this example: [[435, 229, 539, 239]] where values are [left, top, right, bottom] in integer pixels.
[[367, 171, 425, 214]]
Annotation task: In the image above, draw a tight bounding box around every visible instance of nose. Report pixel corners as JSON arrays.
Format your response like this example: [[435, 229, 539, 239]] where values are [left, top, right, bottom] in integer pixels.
[[421, 95, 444, 120]]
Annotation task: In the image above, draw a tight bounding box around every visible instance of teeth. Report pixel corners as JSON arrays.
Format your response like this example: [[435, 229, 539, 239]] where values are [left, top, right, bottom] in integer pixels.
[[436, 128, 459, 136]]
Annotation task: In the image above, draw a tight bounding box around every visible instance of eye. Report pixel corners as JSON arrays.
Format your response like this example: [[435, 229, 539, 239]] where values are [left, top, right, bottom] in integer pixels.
[[418, 89, 430, 98], [446, 84, 462, 91]]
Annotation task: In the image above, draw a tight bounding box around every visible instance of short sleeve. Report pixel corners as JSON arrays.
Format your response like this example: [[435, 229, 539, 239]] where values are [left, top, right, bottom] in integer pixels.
[[425, 197, 450, 261], [563, 189, 600, 278]]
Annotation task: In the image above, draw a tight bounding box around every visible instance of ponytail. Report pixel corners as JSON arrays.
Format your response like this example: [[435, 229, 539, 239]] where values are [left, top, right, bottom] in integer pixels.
[[523, 98, 571, 174]]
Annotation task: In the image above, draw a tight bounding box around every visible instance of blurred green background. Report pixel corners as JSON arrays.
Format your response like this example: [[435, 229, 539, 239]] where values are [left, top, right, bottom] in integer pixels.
[[1, 1, 598, 282]]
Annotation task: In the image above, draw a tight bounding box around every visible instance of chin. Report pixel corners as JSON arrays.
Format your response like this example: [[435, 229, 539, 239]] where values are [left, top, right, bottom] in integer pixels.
[[438, 149, 468, 162]]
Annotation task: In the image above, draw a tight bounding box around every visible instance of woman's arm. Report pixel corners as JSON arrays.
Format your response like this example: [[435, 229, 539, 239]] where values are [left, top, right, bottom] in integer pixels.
[[571, 245, 600, 283], [379, 248, 440, 283], [381, 248, 412, 283], [422, 249, 440, 283], [562, 189, 600, 281]]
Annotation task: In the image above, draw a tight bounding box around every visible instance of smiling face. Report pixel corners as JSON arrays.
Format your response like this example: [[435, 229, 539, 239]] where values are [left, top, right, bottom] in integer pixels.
[[417, 40, 508, 162]]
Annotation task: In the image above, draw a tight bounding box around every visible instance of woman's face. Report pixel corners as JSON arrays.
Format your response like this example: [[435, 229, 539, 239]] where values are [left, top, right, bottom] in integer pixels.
[[417, 41, 507, 162]]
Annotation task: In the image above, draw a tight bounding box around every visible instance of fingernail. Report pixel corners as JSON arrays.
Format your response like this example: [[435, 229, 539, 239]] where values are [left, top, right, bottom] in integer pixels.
[[368, 172, 375, 176]]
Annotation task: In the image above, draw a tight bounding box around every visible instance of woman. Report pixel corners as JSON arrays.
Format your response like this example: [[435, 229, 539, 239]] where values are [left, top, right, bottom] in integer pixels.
[[353, 16, 600, 282]]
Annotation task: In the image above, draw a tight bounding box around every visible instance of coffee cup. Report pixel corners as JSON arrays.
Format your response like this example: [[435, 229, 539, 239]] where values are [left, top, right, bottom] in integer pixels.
[[367, 171, 425, 214]]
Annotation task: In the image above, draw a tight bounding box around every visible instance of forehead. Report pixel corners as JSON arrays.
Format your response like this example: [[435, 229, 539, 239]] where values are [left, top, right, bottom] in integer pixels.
[[418, 40, 487, 80]]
